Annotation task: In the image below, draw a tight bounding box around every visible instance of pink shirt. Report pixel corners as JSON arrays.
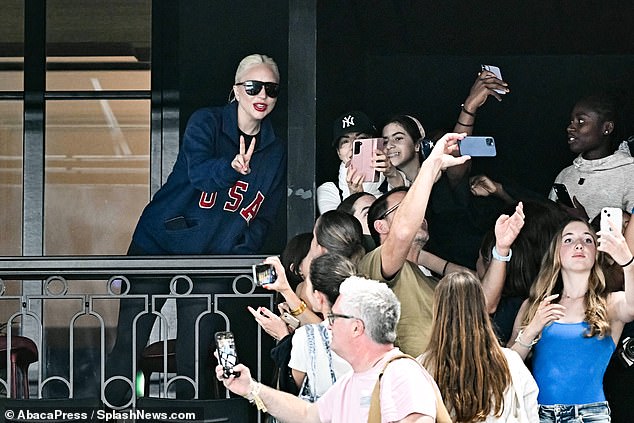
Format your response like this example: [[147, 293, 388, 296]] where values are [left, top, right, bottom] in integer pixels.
[[317, 348, 436, 423]]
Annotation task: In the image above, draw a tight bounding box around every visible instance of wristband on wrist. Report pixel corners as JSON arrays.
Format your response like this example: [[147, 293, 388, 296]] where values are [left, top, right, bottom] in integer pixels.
[[620, 256, 634, 268], [457, 120, 474, 127], [492, 246, 512, 262], [442, 260, 449, 276], [289, 300, 307, 316], [514, 329, 538, 349], [244, 379, 268, 412], [461, 104, 476, 117]]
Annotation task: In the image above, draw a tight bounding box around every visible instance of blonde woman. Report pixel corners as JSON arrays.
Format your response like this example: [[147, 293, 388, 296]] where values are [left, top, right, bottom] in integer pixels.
[[509, 218, 634, 422], [106, 54, 285, 406], [420, 272, 538, 422]]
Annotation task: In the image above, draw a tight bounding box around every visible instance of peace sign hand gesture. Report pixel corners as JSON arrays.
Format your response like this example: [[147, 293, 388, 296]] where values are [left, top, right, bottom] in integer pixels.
[[232, 135, 256, 175]]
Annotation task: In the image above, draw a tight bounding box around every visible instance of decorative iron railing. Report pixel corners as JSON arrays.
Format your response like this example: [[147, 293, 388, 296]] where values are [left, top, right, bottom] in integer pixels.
[[0, 255, 275, 419]]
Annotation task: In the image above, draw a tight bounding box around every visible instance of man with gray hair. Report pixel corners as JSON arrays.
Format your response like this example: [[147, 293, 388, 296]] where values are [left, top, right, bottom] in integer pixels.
[[215, 276, 438, 422]]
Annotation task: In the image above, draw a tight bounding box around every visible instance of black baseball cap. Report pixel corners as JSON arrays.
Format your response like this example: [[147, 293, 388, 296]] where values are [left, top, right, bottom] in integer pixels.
[[332, 111, 376, 147]]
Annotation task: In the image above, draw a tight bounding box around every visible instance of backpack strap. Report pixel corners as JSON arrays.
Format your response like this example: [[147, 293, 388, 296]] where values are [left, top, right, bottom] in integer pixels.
[[315, 324, 337, 384], [367, 354, 452, 423]]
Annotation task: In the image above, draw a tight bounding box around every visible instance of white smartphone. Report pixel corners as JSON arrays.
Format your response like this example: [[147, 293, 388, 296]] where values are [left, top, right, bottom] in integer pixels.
[[481, 64, 506, 94], [600, 207, 623, 234]]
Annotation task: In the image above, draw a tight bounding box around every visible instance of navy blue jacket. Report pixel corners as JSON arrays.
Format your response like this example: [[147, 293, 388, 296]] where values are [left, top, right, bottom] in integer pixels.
[[131, 101, 286, 254]]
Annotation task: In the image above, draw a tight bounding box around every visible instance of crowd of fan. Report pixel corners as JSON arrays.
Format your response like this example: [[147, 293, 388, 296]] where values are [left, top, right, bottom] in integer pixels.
[[219, 70, 634, 423]]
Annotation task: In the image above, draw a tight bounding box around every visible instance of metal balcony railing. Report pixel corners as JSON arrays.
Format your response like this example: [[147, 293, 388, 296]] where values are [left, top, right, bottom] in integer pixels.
[[0, 255, 276, 417]]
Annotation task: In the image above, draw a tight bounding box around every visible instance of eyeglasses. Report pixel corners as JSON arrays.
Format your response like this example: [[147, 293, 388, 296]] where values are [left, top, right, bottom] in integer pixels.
[[326, 312, 359, 325], [235, 80, 280, 98], [378, 202, 401, 220]]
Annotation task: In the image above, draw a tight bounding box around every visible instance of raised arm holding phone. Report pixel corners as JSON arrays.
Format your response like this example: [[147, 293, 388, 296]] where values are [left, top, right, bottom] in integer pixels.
[[216, 277, 438, 422]]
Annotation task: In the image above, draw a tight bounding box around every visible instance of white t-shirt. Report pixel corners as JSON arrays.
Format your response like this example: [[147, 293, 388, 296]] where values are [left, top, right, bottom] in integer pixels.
[[288, 321, 352, 398], [483, 348, 539, 423], [316, 162, 385, 214]]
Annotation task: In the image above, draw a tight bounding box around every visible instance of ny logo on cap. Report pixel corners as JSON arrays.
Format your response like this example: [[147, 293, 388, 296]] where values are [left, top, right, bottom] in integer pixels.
[[341, 115, 355, 129]]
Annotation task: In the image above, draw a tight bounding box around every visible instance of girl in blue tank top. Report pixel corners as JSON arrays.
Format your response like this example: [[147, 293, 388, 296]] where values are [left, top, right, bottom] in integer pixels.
[[508, 219, 634, 423]]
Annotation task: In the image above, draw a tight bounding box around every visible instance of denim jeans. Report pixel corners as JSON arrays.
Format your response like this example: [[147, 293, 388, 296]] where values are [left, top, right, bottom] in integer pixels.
[[539, 401, 611, 422]]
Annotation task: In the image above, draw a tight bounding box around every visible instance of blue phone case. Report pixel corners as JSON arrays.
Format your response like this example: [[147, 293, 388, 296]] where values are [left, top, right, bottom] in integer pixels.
[[458, 136, 496, 157]]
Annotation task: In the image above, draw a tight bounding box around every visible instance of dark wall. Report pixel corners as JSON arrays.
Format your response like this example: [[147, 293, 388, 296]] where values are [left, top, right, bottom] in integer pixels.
[[363, 54, 634, 194], [178, 0, 289, 254], [174, 0, 634, 246], [316, 0, 634, 196]]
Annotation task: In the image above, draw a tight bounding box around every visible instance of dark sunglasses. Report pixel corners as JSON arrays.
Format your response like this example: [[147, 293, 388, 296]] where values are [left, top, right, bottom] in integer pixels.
[[235, 80, 280, 98]]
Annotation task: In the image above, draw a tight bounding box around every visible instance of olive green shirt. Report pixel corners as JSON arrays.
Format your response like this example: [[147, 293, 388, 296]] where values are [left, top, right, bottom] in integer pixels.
[[358, 246, 437, 357]]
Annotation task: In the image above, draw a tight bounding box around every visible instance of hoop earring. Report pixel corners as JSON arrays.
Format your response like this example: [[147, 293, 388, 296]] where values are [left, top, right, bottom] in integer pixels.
[[227, 87, 237, 103]]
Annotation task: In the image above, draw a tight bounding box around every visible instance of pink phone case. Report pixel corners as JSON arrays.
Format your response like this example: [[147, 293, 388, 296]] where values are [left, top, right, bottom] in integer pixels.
[[350, 138, 385, 183]]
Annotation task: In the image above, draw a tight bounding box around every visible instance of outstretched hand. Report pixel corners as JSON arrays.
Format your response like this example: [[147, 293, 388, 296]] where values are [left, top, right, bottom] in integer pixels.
[[260, 256, 292, 294], [494, 202, 525, 251], [462, 70, 509, 112], [425, 133, 471, 176], [214, 359, 252, 397], [232, 135, 256, 175], [598, 219, 634, 266], [248, 306, 290, 341]]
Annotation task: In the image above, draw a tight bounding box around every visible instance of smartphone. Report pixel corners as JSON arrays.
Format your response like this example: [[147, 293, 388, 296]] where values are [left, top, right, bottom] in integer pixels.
[[281, 312, 300, 329], [350, 138, 386, 183], [215, 331, 240, 378], [481, 64, 506, 94], [252, 263, 277, 286], [552, 183, 574, 208], [458, 136, 496, 157], [601, 207, 623, 234]]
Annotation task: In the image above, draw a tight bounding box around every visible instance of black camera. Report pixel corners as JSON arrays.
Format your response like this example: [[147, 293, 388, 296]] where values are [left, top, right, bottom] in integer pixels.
[[618, 336, 634, 367]]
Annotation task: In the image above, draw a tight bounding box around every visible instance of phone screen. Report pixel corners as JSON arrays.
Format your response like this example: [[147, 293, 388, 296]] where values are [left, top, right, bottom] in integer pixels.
[[215, 331, 240, 378], [252, 263, 277, 286]]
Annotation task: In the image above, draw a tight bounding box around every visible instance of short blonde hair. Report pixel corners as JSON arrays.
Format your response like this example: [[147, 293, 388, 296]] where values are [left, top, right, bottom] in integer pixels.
[[234, 54, 279, 83]]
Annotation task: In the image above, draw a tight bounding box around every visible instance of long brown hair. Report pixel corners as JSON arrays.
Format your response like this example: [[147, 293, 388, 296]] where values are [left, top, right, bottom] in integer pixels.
[[421, 272, 511, 422], [521, 219, 610, 338]]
